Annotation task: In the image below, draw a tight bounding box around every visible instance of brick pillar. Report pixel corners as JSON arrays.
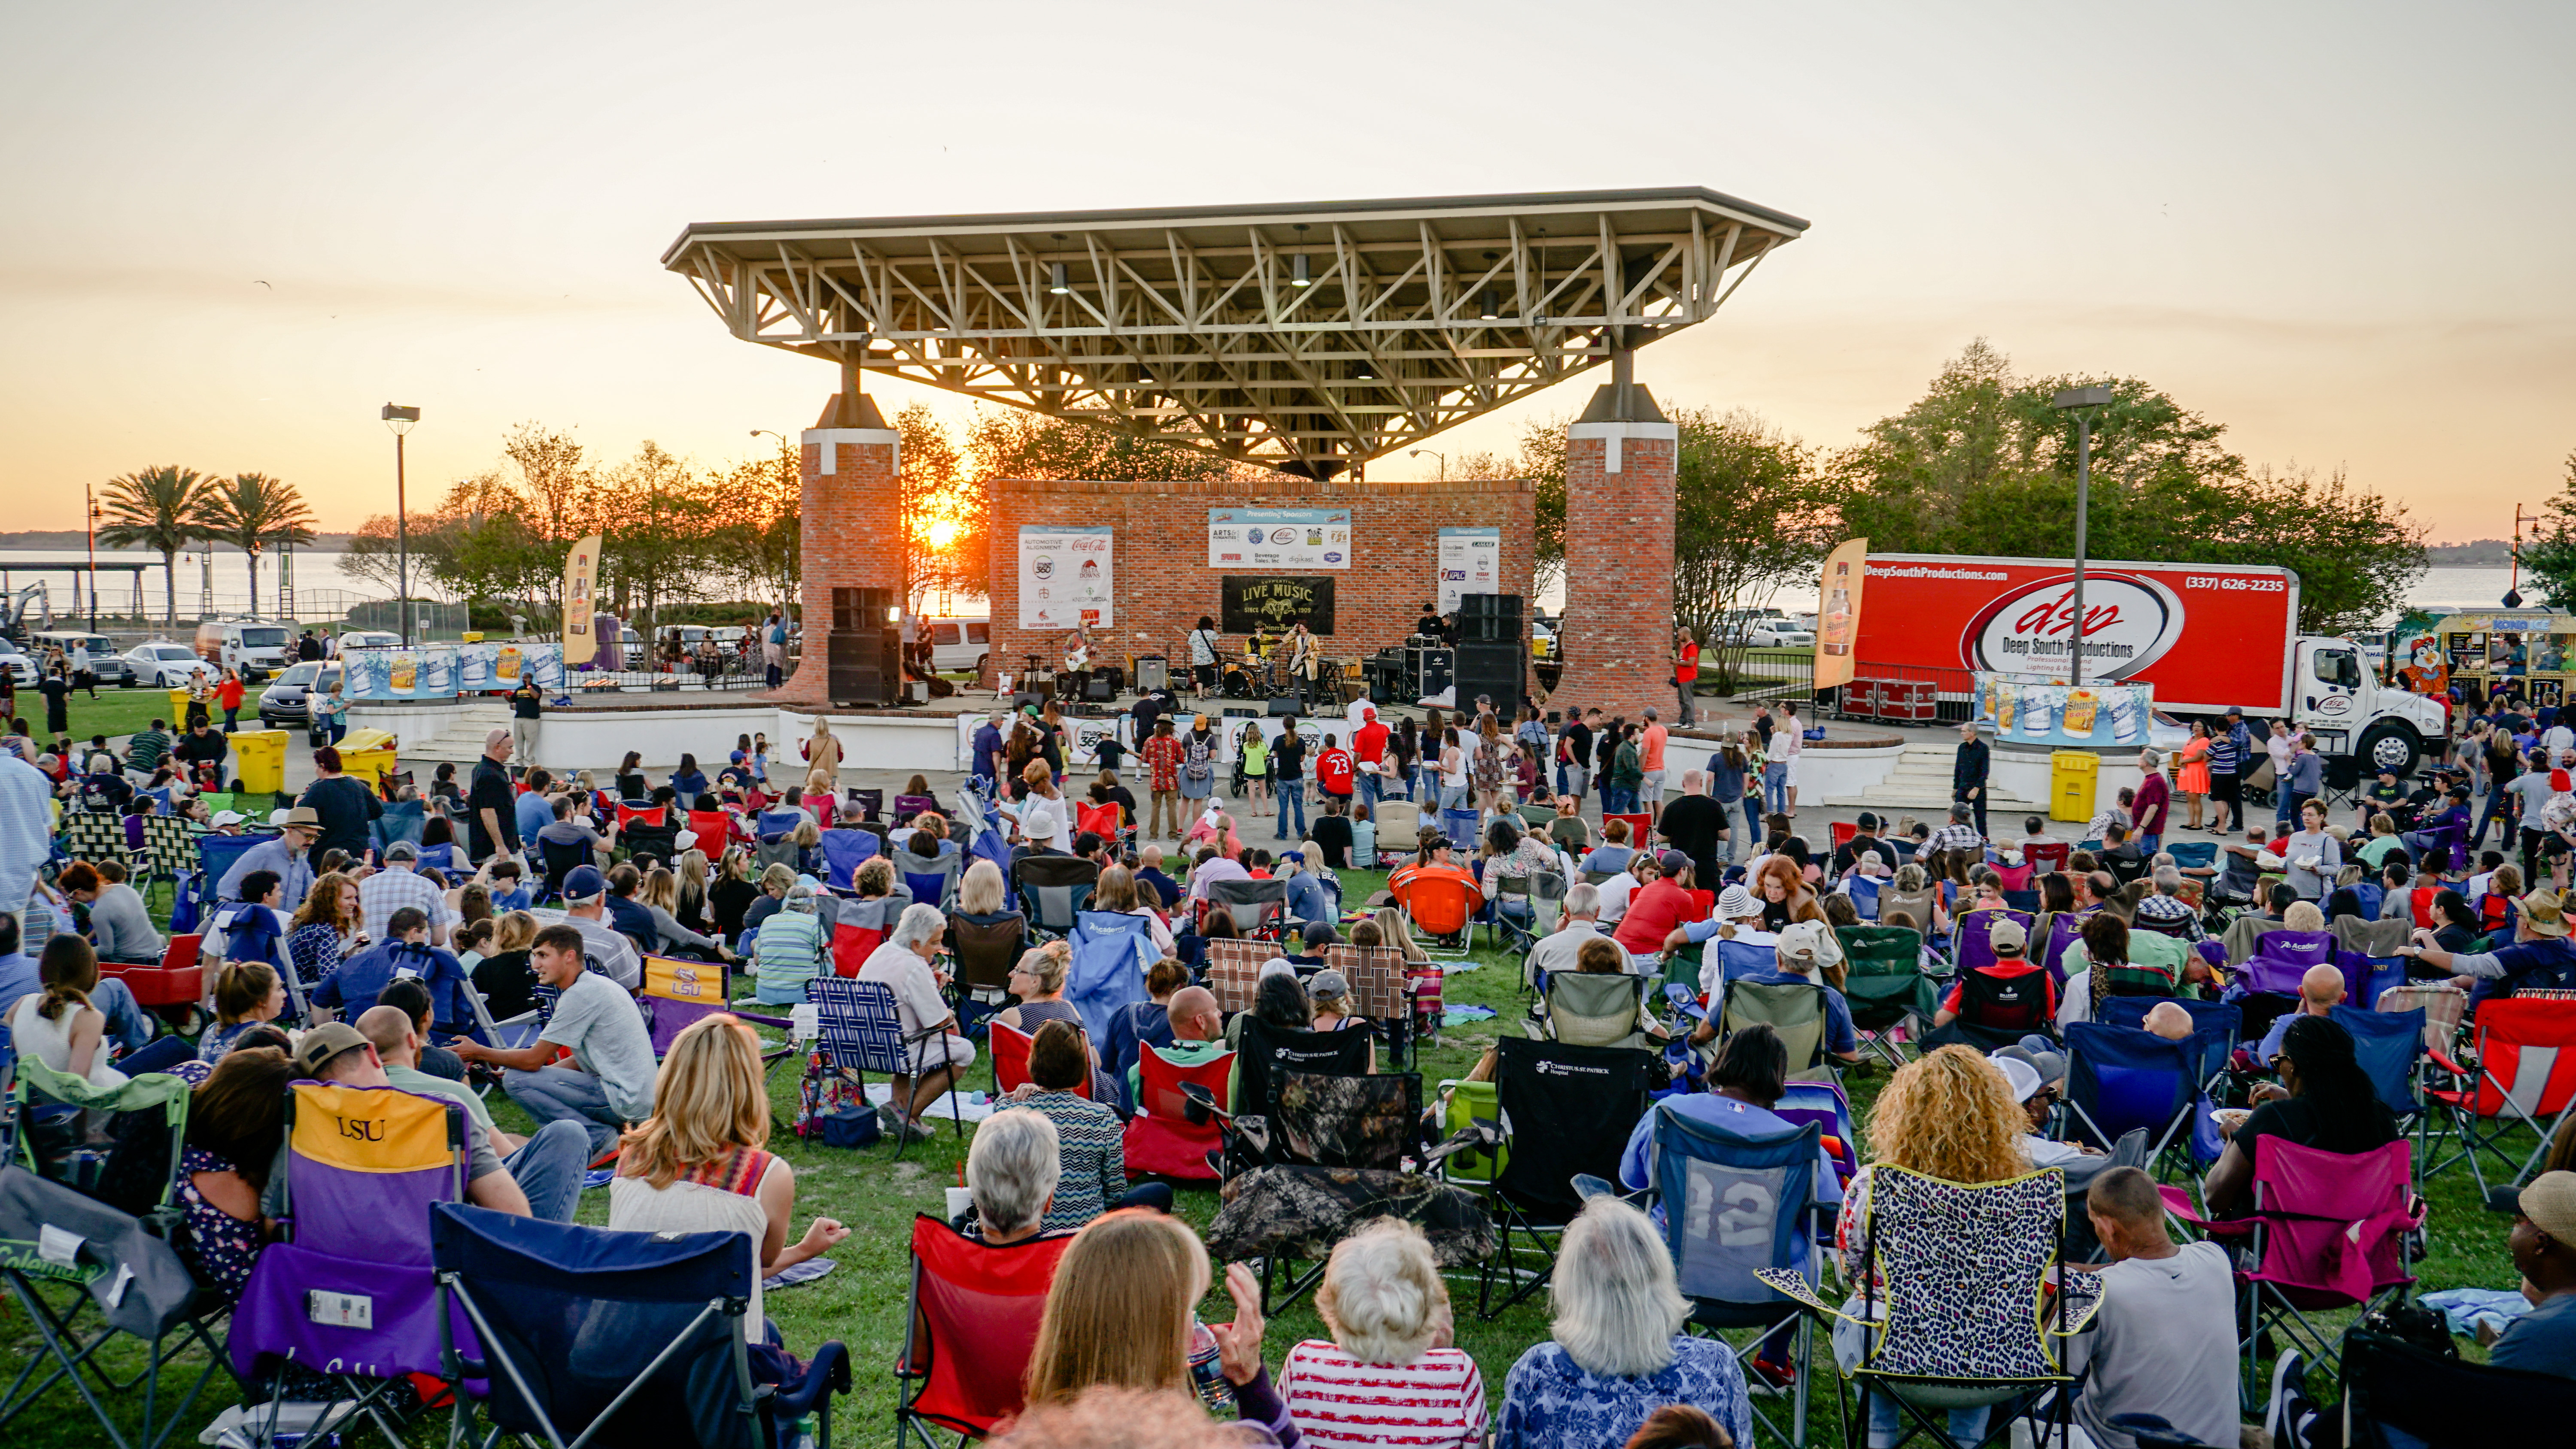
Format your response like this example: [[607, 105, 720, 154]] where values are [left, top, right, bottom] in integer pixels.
[[1549, 416, 1678, 720], [771, 412, 901, 708]]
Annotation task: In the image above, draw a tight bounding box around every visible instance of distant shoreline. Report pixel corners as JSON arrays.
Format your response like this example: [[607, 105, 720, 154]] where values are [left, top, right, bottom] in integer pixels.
[[0, 533, 357, 551]]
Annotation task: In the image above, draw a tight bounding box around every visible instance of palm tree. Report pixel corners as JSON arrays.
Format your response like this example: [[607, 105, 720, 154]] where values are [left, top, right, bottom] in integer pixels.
[[96, 465, 214, 629], [192, 473, 316, 618]]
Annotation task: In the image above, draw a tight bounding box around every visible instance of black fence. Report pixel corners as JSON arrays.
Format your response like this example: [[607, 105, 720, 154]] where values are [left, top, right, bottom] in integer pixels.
[[1703, 653, 1984, 726]]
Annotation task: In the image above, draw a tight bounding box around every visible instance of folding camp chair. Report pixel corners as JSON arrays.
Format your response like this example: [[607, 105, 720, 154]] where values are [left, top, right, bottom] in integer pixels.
[[638, 955, 793, 1067], [1203, 876, 1287, 941], [1651, 1109, 1835, 1449], [894, 1214, 1071, 1447], [1124, 1043, 1235, 1182], [2165, 840, 2218, 872], [945, 911, 1026, 1016], [2023, 839, 2072, 874], [1923, 961, 2059, 1053], [1721, 978, 1836, 1082], [1072, 800, 1127, 853], [2063, 1021, 2200, 1176], [1065, 910, 1156, 1041], [1836, 924, 1935, 1068], [1759, 1165, 2100, 1449], [1324, 943, 1420, 1067], [1370, 800, 1420, 865], [228, 1082, 467, 1447], [2424, 995, 2576, 1206], [2168, 1137, 2421, 1404], [1772, 1079, 1861, 1208], [1390, 870, 1477, 960], [818, 828, 881, 890], [1016, 855, 1098, 940], [1438, 806, 1479, 854], [1195, 1063, 1428, 1311], [2097, 996, 2241, 1168], [988, 1021, 1091, 1100], [432, 1202, 850, 1449], [537, 835, 594, 903], [1605, 811, 1653, 848], [1226, 1015, 1376, 1149], [2034, 910, 2089, 985], [0, 1062, 222, 1449], [1477, 1036, 1656, 1318], [900, 851, 966, 915], [848, 788, 885, 824], [2251, 928, 2337, 972], [687, 808, 735, 851], [892, 792, 940, 827], [807, 976, 966, 1160], [1533, 969, 1651, 1050], [2374, 982, 2467, 1060], [2337, 1328, 2576, 1448], [1952, 907, 2036, 972], [1486, 871, 1540, 953], [824, 895, 900, 979], [2329, 1002, 2426, 1123], [1202, 938, 1273, 1015]]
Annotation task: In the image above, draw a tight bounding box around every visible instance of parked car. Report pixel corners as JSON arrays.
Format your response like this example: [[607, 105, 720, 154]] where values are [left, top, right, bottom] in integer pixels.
[[1744, 624, 1815, 649], [0, 649, 32, 684], [257, 661, 343, 728], [193, 618, 295, 679], [29, 631, 133, 686], [334, 630, 401, 653], [922, 617, 990, 675], [123, 641, 216, 688]]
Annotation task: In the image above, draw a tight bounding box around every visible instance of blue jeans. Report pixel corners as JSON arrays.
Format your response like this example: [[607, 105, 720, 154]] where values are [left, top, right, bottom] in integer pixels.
[[1601, 784, 1633, 815], [1357, 773, 1380, 813], [2472, 789, 2515, 851], [1865, 1392, 1987, 1449], [122, 1036, 198, 1075], [1438, 782, 1470, 813], [1742, 795, 1765, 847], [504, 1064, 626, 1160], [2136, 832, 2161, 857], [1274, 780, 1307, 839], [504, 1119, 592, 1222], [1762, 761, 1789, 815], [94, 979, 155, 1055]]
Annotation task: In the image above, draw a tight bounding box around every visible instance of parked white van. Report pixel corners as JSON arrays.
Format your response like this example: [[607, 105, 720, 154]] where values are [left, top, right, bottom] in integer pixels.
[[192, 618, 296, 678], [923, 617, 991, 675]]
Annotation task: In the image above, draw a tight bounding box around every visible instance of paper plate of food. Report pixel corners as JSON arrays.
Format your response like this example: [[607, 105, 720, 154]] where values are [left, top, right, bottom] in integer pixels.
[[2208, 1107, 2253, 1132]]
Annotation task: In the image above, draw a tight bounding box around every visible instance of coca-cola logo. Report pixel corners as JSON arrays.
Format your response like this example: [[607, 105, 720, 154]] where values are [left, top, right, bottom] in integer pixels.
[[1962, 573, 2183, 679]]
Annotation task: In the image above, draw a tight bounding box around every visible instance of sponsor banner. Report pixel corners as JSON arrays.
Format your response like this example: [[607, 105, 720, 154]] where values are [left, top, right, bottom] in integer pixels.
[[1854, 555, 2300, 715], [1221, 576, 1336, 635], [343, 643, 563, 701], [561, 534, 602, 667], [1974, 672, 2159, 749], [1813, 537, 1868, 690], [954, 711, 1139, 770], [1436, 527, 1501, 614], [1209, 507, 1351, 570], [1020, 526, 1114, 631]]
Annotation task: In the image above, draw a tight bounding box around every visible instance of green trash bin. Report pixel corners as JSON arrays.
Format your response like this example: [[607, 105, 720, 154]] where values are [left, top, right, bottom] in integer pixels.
[[230, 730, 290, 796]]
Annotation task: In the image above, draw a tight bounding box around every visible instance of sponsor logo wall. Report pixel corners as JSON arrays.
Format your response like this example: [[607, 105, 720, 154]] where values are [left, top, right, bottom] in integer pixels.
[[1436, 527, 1500, 613], [1020, 526, 1115, 630], [1209, 507, 1351, 570]]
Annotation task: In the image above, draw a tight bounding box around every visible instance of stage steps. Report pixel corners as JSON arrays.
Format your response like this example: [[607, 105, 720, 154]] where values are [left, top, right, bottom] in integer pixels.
[[379, 700, 515, 766], [1820, 742, 2044, 814]]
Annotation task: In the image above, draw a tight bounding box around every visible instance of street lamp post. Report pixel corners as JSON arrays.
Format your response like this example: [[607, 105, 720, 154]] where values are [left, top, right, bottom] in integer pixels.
[[382, 405, 421, 644], [1407, 448, 1447, 481], [2050, 385, 2112, 686], [83, 483, 99, 630]]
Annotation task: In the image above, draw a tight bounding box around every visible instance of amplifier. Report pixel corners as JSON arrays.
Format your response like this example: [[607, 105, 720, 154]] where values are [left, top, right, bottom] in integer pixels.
[[1222, 706, 1258, 718], [1267, 695, 1304, 717], [1133, 654, 1169, 692], [1411, 647, 1452, 697]]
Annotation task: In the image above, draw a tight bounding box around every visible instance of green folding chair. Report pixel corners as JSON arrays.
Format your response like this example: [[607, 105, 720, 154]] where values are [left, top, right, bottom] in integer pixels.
[[1836, 924, 1937, 1070]]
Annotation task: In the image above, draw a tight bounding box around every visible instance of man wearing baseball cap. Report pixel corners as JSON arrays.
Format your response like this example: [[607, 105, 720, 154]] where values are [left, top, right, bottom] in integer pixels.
[[467, 726, 519, 864], [1680, 920, 1863, 1068], [216, 806, 320, 909], [2404, 886, 2576, 1005], [1928, 917, 2055, 1046], [551, 863, 641, 989], [359, 840, 452, 947], [2499, 1171, 2576, 1376]]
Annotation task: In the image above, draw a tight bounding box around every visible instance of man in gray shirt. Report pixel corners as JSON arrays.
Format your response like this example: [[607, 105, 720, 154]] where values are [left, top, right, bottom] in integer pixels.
[[2070, 1166, 2238, 1449], [451, 923, 656, 1159]]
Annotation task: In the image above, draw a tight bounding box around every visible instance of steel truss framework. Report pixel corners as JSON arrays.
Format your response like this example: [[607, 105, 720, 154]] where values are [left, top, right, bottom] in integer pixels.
[[662, 188, 1807, 474]]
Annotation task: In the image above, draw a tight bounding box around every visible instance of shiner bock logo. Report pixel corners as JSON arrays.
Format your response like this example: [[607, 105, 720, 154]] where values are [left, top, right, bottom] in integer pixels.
[[1960, 572, 2184, 681]]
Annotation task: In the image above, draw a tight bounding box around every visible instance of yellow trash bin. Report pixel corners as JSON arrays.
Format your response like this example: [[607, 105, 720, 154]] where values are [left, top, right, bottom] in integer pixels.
[[336, 727, 399, 791], [167, 687, 195, 722], [230, 730, 291, 796], [2050, 750, 2100, 824]]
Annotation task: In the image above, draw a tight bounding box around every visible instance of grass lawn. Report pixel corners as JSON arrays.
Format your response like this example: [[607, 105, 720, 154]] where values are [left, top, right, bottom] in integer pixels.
[[1, 858, 2533, 1448], [9, 680, 197, 746]]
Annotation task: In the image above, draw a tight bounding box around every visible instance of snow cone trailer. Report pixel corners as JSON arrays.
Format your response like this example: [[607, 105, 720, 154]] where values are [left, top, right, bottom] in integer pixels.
[[1850, 554, 2448, 775]]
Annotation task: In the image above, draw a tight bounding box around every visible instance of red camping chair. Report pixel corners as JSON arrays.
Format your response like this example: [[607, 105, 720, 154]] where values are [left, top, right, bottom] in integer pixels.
[[615, 801, 661, 832], [830, 920, 885, 979], [686, 809, 734, 850], [1391, 868, 1480, 954], [1828, 821, 1857, 855], [896, 1214, 1072, 1443], [1124, 1043, 1236, 1182], [2427, 996, 2576, 1203], [1605, 812, 1654, 849], [1074, 800, 1125, 847], [2023, 840, 2072, 874], [990, 1021, 1091, 1100]]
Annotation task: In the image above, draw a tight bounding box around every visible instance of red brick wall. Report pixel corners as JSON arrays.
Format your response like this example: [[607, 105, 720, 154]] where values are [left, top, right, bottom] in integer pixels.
[[774, 429, 902, 707], [982, 474, 1534, 687], [1549, 424, 1677, 718]]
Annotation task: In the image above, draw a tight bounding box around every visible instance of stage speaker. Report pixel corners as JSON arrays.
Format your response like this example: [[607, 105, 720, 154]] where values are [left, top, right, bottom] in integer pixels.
[[1012, 691, 1047, 713], [1134, 655, 1169, 692], [1222, 706, 1257, 718], [1084, 675, 1116, 702], [1459, 615, 1518, 643], [1267, 695, 1304, 717], [1460, 593, 1523, 621], [827, 631, 900, 707], [1451, 640, 1524, 711]]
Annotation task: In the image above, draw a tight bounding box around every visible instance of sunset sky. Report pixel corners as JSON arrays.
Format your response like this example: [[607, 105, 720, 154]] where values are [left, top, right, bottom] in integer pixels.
[[2, 1, 2567, 541]]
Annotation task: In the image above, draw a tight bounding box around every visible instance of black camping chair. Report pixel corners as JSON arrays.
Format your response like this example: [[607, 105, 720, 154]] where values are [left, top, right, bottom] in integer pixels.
[[1474, 1036, 1656, 1319], [2339, 1328, 2576, 1447]]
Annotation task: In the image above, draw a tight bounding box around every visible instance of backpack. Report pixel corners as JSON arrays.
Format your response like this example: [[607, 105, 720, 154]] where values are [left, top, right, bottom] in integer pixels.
[[219, 903, 287, 969]]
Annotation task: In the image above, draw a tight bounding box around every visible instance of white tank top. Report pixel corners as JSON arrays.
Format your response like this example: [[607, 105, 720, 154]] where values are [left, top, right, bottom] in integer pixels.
[[7, 995, 127, 1089], [608, 1152, 779, 1322]]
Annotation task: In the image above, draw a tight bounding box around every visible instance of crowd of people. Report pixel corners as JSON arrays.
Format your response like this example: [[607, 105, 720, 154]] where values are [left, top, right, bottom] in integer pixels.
[[6, 666, 2576, 1449]]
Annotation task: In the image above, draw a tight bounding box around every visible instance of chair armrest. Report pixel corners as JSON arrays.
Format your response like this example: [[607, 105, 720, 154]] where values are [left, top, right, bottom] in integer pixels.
[[769, 1339, 851, 1418]]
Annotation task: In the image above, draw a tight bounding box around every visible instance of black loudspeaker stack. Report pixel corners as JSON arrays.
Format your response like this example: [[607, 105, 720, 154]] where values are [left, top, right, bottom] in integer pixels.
[[1267, 695, 1304, 718], [1452, 640, 1524, 711], [1458, 592, 1522, 643], [827, 588, 901, 707]]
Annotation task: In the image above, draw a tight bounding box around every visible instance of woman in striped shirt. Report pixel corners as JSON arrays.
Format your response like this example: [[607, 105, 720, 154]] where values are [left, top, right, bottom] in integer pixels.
[[1281, 1218, 1486, 1448]]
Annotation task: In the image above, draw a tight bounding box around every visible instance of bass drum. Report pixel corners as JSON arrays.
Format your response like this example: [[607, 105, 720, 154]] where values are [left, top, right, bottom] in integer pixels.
[[1222, 666, 1255, 699]]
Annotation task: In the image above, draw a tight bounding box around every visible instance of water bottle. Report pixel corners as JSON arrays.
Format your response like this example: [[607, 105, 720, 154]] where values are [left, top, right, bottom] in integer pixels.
[[1187, 1320, 1231, 1413]]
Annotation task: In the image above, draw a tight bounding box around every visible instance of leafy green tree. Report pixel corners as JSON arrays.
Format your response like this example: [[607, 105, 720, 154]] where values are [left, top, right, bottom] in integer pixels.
[[96, 464, 213, 627], [601, 441, 714, 641], [191, 473, 315, 617], [2515, 450, 2576, 609], [966, 407, 1263, 485], [705, 445, 799, 612]]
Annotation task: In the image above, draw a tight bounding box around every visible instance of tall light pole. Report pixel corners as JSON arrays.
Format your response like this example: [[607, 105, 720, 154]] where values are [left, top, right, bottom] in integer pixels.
[[2050, 385, 2111, 687], [383, 404, 421, 644], [83, 483, 99, 630], [1407, 447, 1447, 481]]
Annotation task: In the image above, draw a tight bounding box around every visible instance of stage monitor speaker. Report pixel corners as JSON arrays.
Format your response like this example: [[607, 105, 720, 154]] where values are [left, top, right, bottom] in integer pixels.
[[1222, 706, 1257, 718], [1012, 691, 1047, 713], [1460, 593, 1523, 621], [1134, 654, 1169, 692], [1267, 695, 1304, 717], [830, 586, 898, 633], [1451, 640, 1524, 710], [1084, 676, 1116, 702]]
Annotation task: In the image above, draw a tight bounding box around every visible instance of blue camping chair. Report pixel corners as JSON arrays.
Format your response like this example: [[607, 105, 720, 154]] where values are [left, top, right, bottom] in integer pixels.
[[808, 977, 965, 1158], [372, 795, 426, 856], [757, 807, 808, 842], [1712, 935, 1777, 985], [1844, 875, 1882, 922], [1066, 911, 1157, 1042], [819, 828, 882, 891], [899, 852, 965, 915], [2100, 997, 2242, 1164], [431, 1203, 850, 1449], [2330, 1003, 2427, 1122], [2063, 1021, 2200, 1166], [197, 830, 271, 897], [1649, 1108, 1835, 1449], [1439, 806, 1480, 855]]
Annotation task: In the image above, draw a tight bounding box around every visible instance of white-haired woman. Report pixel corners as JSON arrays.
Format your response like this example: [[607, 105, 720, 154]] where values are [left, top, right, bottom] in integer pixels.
[[856, 901, 977, 1140], [747, 882, 827, 1006], [1282, 1218, 1487, 1446], [1495, 1197, 1750, 1449], [956, 1106, 1064, 1244]]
